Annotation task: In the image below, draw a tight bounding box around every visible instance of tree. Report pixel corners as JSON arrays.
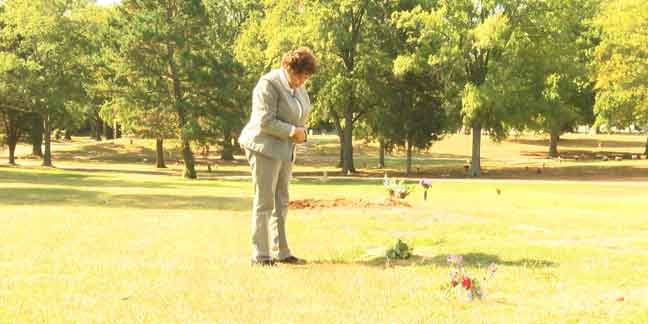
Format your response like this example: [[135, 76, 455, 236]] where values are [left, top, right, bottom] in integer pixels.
[[104, 50, 178, 169], [592, 0, 648, 154], [202, 0, 260, 161], [77, 1, 114, 145], [0, 108, 28, 165], [115, 0, 219, 179], [0, 6, 30, 164], [29, 113, 43, 156], [239, 0, 388, 173], [446, 0, 526, 176], [113, 98, 178, 168], [369, 2, 450, 175], [1, 0, 89, 167], [310, 0, 384, 174], [505, 0, 597, 157]]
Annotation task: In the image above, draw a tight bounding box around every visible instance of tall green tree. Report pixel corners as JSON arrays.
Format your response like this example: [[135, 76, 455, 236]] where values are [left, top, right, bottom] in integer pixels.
[[202, 0, 260, 161], [0, 108, 28, 165], [507, 0, 597, 157], [0, 5, 31, 164], [112, 97, 178, 168], [1, 0, 89, 167], [370, 2, 450, 175], [77, 3, 119, 143], [444, 0, 525, 176], [115, 0, 219, 179], [310, 0, 384, 174], [592, 0, 648, 154]]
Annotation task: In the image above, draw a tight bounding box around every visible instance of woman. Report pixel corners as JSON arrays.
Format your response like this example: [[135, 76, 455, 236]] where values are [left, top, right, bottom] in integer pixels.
[[238, 47, 316, 266]]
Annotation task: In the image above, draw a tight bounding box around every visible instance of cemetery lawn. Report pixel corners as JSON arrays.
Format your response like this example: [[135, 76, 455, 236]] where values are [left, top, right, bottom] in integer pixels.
[[1, 165, 648, 323]]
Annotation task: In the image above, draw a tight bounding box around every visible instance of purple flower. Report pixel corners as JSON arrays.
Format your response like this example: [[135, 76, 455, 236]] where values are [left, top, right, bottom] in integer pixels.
[[419, 178, 432, 187], [447, 255, 463, 266], [420, 179, 431, 200]]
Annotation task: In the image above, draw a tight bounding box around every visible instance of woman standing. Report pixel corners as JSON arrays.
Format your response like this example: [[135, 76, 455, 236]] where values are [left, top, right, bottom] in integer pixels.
[[238, 47, 316, 266]]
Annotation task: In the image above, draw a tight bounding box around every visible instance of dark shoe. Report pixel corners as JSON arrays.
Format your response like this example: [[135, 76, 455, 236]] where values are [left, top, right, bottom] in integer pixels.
[[276, 256, 306, 264], [251, 259, 275, 267]]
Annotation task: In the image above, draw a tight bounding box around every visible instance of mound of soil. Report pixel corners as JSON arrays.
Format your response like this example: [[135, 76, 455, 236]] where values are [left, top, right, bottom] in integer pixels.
[[288, 198, 411, 209]]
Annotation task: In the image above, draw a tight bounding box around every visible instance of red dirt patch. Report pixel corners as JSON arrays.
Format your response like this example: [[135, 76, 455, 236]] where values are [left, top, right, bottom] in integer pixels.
[[288, 198, 411, 209]]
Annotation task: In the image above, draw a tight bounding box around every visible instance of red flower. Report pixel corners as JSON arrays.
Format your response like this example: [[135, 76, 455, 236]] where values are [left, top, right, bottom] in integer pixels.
[[461, 275, 472, 290]]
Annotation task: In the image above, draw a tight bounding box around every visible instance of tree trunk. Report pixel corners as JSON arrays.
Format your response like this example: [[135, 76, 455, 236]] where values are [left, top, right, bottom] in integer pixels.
[[233, 136, 243, 155], [470, 125, 481, 177], [179, 133, 196, 179], [549, 130, 560, 158], [114, 120, 122, 138], [342, 110, 355, 174], [64, 129, 72, 141], [405, 139, 413, 176], [7, 118, 18, 165], [2, 109, 21, 165], [644, 133, 648, 156], [337, 134, 344, 168], [31, 113, 43, 157], [156, 138, 166, 168], [8, 140, 16, 165], [42, 113, 53, 167], [221, 128, 234, 161], [378, 138, 385, 169], [104, 122, 114, 140], [167, 42, 196, 179], [94, 111, 103, 141]]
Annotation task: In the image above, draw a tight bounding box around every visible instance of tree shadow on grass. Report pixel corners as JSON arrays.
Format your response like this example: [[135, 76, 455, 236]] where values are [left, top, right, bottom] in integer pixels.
[[107, 194, 249, 211], [0, 167, 227, 190], [509, 137, 645, 149], [52, 142, 159, 164], [484, 164, 648, 180], [521, 149, 644, 160], [0, 187, 104, 207], [0, 187, 250, 211], [359, 252, 557, 269]]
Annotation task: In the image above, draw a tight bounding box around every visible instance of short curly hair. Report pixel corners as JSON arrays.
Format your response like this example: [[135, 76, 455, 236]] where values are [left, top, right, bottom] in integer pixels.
[[281, 47, 317, 76]]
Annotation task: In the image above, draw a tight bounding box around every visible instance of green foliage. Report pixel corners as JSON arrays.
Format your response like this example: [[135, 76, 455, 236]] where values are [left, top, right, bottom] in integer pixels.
[[592, 0, 648, 131], [0, 0, 91, 165], [385, 239, 412, 260], [501, 0, 597, 151], [0, 0, 645, 171], [383, 175, 414, 199]]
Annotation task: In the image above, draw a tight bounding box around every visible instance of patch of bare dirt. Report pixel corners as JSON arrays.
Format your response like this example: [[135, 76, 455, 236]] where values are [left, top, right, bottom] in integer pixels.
[[288, 198, 411, 209]]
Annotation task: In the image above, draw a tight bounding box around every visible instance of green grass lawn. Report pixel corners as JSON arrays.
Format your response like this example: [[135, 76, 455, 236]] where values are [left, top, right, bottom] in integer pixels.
[[1, 164, 648, 323]]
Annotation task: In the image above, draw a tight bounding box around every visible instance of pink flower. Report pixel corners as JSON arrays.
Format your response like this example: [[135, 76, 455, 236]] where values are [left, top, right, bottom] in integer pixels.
[[487, 263, 498, 274]]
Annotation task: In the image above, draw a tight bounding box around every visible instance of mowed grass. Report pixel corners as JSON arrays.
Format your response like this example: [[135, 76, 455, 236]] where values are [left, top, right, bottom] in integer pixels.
[[1, 164, 648, 323]]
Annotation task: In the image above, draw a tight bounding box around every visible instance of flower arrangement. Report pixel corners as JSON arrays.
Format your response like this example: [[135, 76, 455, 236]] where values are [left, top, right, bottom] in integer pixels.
[[383, 174, 413, 199], [444, 255, 497, 301], [385, 239, 412, 259], [419, 178, 432, 200]]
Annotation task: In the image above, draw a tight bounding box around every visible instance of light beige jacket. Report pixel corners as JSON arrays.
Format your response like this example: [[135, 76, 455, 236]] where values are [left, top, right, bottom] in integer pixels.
[[238, 69, 311, 161]]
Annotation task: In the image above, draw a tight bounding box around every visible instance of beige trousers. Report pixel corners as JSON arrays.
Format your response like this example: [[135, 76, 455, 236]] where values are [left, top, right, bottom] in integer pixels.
[[245, 149, 292, 261]]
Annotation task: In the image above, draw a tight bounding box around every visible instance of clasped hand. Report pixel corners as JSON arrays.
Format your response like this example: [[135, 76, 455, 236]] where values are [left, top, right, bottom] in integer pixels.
[[292, 127, 307, 144]]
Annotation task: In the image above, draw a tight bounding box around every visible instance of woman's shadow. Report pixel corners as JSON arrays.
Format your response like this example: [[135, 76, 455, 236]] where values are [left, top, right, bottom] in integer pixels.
[[359, 252, 557, 268]]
